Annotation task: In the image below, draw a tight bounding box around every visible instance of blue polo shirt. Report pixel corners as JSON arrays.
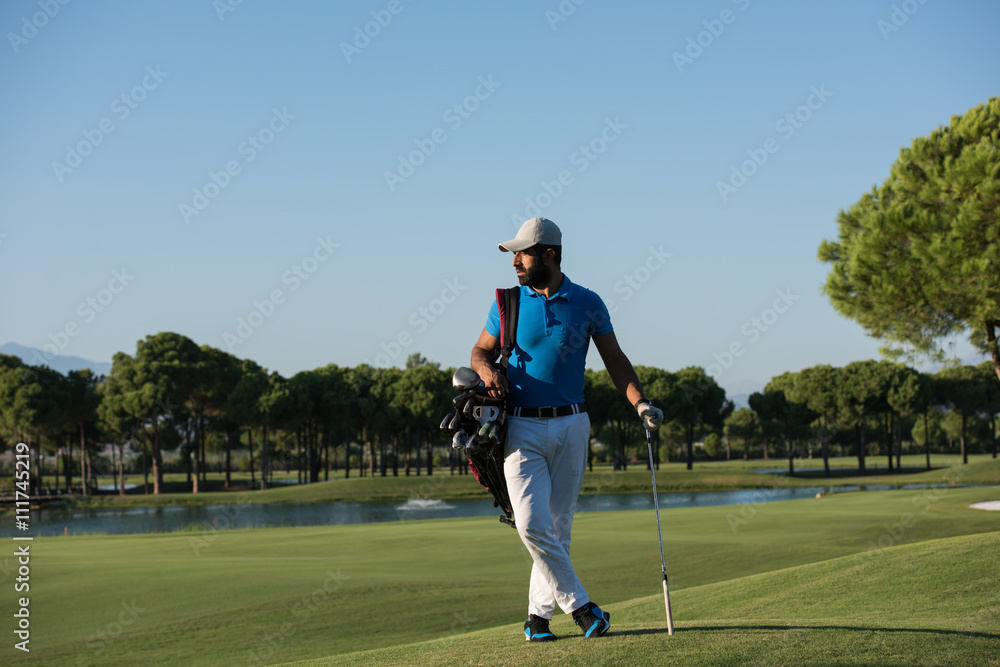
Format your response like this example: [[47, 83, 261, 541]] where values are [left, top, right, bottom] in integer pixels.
[[485, 275, 613, 409]]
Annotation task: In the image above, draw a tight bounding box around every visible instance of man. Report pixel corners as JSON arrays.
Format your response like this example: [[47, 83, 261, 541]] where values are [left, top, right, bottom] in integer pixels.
[[470, 217, 664, 641]]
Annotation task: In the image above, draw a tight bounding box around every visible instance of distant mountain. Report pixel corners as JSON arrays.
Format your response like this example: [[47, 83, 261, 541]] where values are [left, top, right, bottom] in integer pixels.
[[0, 342, 112, 376], [728, 393, 752, 410]]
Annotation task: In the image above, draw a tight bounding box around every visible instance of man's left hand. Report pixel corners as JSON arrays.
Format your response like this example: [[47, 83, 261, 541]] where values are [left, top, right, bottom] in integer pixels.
[[637, 402, 663, 430]]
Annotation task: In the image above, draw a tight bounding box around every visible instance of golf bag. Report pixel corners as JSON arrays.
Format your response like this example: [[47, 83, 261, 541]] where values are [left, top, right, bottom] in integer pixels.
[[439, 287, 520, 529]]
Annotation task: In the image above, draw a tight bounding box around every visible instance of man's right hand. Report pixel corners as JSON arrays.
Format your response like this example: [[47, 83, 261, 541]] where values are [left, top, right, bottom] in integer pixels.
[[471, 327, 509, 400], [481, 365, 509, 400]]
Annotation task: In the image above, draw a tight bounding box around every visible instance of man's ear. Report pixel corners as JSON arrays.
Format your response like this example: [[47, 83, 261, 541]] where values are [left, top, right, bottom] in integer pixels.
[[544, 247, 556, 265]]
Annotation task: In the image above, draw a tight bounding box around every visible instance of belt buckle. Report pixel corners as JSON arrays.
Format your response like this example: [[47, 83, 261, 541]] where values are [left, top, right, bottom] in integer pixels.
[[548, 406, 558, 418]]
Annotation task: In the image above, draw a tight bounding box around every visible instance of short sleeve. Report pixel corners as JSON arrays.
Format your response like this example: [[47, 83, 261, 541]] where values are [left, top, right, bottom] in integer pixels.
[[588, 293, 614, 336], [485, 299, 501, 338]]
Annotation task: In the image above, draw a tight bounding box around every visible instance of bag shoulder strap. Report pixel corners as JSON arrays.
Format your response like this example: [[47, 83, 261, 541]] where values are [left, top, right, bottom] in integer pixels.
[[496, 286, 520, 377]]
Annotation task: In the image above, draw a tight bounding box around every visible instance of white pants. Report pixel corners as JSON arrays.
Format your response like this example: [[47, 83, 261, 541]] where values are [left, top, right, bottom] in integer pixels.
[[504, 412, 591, 619]]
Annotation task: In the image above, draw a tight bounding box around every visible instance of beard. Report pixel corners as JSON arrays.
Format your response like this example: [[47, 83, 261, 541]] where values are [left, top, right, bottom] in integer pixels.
[[517, 262, 552, 289]]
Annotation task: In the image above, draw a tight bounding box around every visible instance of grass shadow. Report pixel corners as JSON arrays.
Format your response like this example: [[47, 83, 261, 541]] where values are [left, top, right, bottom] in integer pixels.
[[677, 624, 1000, 640]]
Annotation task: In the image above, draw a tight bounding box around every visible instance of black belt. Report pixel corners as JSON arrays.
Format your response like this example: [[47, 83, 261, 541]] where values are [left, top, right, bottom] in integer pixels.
[[510, 402, 587, 418]]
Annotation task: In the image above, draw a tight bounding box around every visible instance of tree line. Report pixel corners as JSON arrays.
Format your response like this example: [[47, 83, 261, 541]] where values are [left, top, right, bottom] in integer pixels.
[[1, 332, 997, 495], [724, 360, 999, 476]]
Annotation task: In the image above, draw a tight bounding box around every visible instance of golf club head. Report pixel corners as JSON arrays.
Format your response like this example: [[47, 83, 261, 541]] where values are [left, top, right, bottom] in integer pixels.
[[452, 431, 470, 450], [463, 397, 476, 417], [465, 435, 480, 455], [448, 413, 462, 431], [452, 367, 482, 391], [452, 386, 482, 408], [439, 413, 454, 431]]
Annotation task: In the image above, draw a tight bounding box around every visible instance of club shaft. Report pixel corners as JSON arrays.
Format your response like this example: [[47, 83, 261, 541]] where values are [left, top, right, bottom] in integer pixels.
[[647, 428, 675, 635]]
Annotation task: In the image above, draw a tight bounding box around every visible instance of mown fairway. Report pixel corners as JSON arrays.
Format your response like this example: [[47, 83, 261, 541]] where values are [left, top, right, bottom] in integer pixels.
[[16, 481, 1000, 666], [287, 531, 1000, 667]]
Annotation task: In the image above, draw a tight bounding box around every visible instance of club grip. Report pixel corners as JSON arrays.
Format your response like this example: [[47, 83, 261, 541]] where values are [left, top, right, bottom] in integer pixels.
[[663, 575, 675, 636]]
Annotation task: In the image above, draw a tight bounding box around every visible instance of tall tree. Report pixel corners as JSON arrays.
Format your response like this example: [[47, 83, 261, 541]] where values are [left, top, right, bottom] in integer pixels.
[[751, 372, 814, 476], [225, 359, 269, 488], [67, 369, 101, 493], [346, 365, 378, 477], [819, 98, 1000, 381], [675, 367, 732, 471], [200, 346, 243, 488], [787, 365, 841, 476], [372, 367, 404, 477], [31, 365, 70, 494], [0, 355, 39, 448], [723, 408, 759, 460], [835, 360, 890, 475], [393, 363, 449, 476], [885, 365, 930, 471], [103, 333, 200, 494], [979, 361, 1000, 458], [935, 365, 988, 465], [315, 364, 353, 481], [637, 366, 676, 470], [585, 369, 632, 470], [256, 371, 289, 488]]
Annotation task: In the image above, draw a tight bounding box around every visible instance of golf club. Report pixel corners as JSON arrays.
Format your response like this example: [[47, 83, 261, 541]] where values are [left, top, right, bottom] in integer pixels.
[[439, 413, 454, 431], [646, 428, 675, 635], [452, 367, 483, 391], [452, 431, 470, 450], [453, 388, 480, 408]]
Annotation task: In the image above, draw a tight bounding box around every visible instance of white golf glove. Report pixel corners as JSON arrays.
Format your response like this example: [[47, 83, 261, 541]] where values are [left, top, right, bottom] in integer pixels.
[[636, 400, 663, 430]]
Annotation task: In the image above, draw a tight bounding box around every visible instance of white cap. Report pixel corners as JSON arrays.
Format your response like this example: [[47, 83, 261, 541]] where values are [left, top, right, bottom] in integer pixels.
[[498, 218, 562, 252]]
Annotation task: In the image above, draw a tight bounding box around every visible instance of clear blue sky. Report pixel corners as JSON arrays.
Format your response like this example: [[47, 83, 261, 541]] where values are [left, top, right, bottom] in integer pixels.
[[2, 0, 997, 396]]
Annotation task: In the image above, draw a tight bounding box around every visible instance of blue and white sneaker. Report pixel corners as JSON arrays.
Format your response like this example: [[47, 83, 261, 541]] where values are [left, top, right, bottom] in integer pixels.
[[524, 614, 556, 642], [572, 602, 610, 638]]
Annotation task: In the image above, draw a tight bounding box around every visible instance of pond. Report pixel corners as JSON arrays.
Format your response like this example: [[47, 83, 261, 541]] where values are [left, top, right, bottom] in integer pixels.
[[0, 483, 968, 537]]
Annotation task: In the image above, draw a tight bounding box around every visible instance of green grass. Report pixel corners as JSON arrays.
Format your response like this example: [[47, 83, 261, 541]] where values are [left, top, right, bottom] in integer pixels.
[[20, 484, 1000, 665], [35, 454, 1000, 512], [286, 531, 1000, 666]]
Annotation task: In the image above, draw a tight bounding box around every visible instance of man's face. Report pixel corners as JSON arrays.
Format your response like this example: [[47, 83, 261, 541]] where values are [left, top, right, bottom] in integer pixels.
[[512, 247, 552, 288]]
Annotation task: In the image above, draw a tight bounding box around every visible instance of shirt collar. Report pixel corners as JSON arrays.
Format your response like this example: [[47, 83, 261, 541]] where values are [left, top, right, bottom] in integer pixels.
[[522, 274, 574, 301]]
